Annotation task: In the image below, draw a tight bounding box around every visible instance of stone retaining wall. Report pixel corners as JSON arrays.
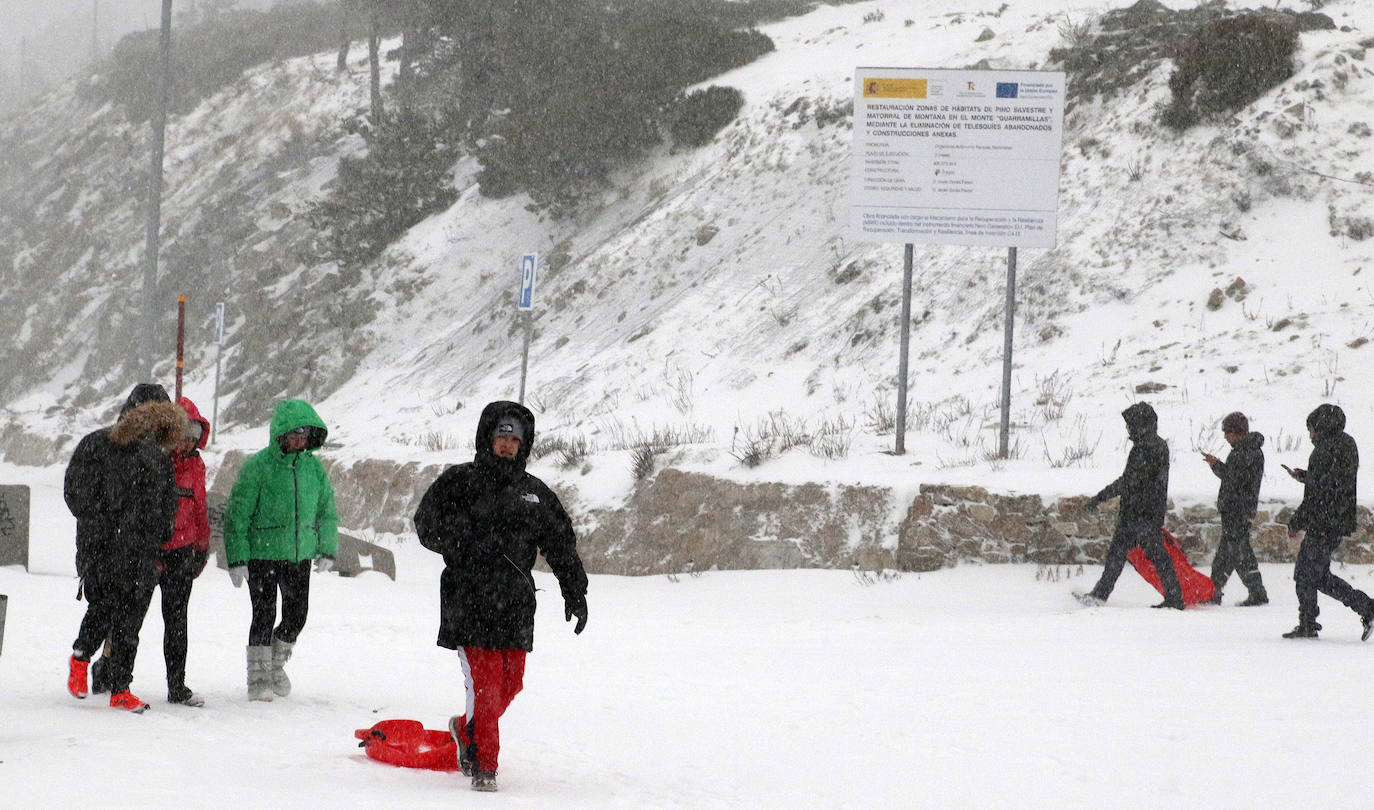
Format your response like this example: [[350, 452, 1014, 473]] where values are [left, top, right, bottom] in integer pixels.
[[897, 484, 1374, 571], [141, 454, 1374, 575]]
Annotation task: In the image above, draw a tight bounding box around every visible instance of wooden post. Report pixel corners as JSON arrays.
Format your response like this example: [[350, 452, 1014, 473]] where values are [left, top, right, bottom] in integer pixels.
[[175, 294, 186, 400]]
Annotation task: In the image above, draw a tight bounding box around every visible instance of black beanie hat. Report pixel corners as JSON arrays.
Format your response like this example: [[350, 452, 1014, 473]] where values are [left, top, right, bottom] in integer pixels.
[[494, 415, 527, 442]]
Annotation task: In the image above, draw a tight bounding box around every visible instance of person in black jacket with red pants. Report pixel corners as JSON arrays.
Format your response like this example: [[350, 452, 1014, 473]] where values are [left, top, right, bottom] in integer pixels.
[[1282, 403, 1374, 639], [1077, 402, 1184, 609], [414, 400, 589, 792]]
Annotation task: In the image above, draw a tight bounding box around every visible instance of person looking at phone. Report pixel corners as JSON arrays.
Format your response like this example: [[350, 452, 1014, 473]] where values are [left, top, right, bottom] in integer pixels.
[[1281, 404, 1374, 639], [1200, 412, 1268, 606]]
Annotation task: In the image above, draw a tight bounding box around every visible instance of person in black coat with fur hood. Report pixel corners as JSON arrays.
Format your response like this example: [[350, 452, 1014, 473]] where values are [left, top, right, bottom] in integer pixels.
[[414, 400, 589, 792], [1201, 411, 1268, 606], [1282, 403, 1374, 639], [64, 383, 186, 711], [1077, 402, 1185, 609]]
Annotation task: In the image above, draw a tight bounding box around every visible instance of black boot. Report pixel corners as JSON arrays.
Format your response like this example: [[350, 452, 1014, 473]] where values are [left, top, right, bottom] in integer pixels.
[[448, 715, 476, 777], [90, 656, 112, 694], [1152, 598, 1185, 610], [471, 770, 498, 792], [1283, 623, 1320, 639]]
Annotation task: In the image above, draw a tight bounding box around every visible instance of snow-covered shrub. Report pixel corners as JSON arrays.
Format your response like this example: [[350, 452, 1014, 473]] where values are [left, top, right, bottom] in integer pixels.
[[307, 108, 459, 269], [1163, 13, 1299, 130], [669, 86, 745, 149]]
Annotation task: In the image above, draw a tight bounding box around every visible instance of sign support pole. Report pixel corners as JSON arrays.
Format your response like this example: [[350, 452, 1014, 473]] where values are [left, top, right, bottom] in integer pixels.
[[895, 243, 913, 455], [211, 301, 224, 446], [998, 247, 1017, 458], [518, 312, 532, 405]]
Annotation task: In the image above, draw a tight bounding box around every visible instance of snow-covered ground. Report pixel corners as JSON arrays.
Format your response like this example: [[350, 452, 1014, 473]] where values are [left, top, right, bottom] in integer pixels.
[[5, 462, 1374, 808]]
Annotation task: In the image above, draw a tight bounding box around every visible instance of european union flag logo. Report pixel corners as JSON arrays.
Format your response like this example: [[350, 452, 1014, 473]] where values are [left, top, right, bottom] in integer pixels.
[[995, 83, 1019, 98]]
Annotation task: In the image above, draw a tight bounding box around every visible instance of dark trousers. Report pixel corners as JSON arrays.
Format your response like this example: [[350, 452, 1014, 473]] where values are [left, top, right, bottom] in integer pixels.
[[1294, 532, 1373, 629], [1091, 519, 1183, 604], [157, 547, 200, 691], [73, 567, 157, 693], [1210, 517, 1265, 597], [247, 559, 311, 647]]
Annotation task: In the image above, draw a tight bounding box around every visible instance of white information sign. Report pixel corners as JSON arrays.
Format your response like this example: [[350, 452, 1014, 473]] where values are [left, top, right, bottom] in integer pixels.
[[850, 68, 1066, 248]]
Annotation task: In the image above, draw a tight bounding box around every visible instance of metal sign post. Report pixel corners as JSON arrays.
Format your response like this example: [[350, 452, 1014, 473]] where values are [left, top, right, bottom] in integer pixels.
[[895, 243, 913, 454], [999, 247, 1017, 457], [211, 301, 225, 445], [517, 253, 537, 404]]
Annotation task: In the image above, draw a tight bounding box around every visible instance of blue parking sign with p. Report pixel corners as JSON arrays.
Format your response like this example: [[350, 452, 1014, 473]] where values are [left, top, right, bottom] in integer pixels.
[[518, 253, 538, 310]]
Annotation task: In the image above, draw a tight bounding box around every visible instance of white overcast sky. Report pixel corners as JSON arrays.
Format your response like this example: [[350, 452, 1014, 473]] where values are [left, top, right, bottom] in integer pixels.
[[1, 0, 275, 81]]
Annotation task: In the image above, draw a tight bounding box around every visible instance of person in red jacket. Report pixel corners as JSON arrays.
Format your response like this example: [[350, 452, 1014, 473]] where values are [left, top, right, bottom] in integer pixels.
[[160, 397, 212, 705]]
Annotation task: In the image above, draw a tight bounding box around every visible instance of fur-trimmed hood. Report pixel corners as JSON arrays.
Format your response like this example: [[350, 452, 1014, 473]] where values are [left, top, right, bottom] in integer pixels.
[[111, 400, 188, 451]]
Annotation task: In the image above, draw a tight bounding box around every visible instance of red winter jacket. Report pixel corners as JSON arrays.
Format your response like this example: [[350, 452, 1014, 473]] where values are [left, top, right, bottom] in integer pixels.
[[166, 397, 211, 554]]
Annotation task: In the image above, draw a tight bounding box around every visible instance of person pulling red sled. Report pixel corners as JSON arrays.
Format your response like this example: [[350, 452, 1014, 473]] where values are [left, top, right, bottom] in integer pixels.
[[1074, 403, 1195, 609]]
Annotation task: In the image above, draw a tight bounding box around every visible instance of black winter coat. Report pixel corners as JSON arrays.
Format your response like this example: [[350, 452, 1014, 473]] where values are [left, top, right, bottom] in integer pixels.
[[64, 400, 181, 588], [1092, 402, 1169, 527], [1211, 432, 1264, 522], [415, 401, 588, 652], [1289, 404, 1359, 537], [64, 384, 174, 578]]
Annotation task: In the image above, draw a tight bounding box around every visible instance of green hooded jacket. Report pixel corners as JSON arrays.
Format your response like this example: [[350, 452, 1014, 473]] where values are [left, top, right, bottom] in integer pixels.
[[224, 399, 338, 566]]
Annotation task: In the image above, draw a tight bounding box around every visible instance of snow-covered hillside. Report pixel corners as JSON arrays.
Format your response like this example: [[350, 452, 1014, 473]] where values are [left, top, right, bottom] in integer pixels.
[[2, 0, 1373, 511]]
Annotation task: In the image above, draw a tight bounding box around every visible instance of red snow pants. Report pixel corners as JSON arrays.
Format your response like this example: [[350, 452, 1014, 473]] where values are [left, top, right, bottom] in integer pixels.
[[459, 647, 526, 772]]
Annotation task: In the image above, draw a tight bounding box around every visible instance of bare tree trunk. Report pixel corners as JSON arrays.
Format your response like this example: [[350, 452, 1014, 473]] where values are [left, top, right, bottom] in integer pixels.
[[336, 0, 350, 71], [367, 6, 382, 120]]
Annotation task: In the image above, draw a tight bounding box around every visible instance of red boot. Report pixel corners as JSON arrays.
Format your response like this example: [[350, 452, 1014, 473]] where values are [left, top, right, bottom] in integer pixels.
[[68, 656, 89, 699], [109, 690, 151, 713]]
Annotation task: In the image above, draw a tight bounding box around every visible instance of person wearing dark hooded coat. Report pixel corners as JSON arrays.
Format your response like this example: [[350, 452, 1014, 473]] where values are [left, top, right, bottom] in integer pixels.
[[64, 384, 186, 712], [84, 396, 214, 706], [1076, 402, 1185, 609], [414, 401, 589, 793], [1282, 403, 1374, 640], [1201, 411, 1268, 606]]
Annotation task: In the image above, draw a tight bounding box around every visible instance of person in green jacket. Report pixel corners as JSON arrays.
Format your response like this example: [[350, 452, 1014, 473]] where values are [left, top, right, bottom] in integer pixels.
[[224, 399, 338, 701]]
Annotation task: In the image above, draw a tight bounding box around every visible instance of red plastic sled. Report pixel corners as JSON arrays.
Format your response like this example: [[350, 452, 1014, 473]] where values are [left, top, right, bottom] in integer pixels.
[[355, 719, 459, 771], [1128, 529, 1215, 606]]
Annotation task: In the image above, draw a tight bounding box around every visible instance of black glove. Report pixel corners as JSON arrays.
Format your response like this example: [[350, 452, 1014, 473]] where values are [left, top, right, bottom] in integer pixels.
[[564, 593, 588, 635]]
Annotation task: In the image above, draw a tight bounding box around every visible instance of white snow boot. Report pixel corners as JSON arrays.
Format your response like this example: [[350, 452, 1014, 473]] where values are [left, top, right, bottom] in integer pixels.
[[269, 636, 294, 697], [247, 645, 274, 702]]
